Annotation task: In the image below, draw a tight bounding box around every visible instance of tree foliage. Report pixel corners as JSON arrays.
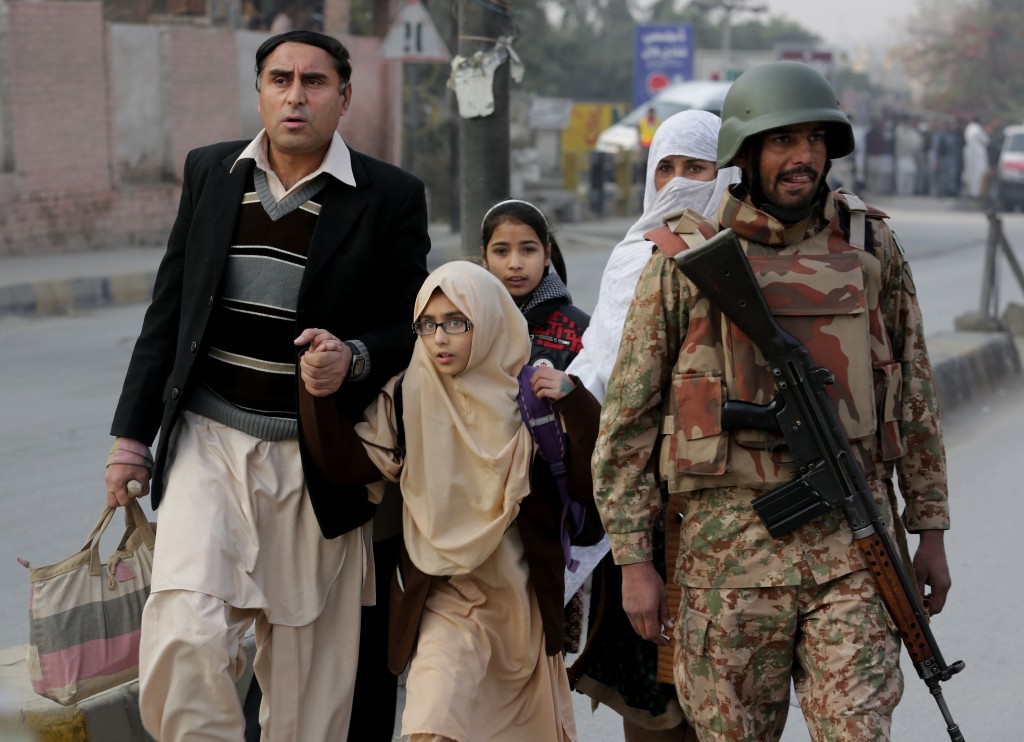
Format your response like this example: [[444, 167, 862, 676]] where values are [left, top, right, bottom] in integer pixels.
[[512, 1, 636, 101], [901, 0, 1024, 123], [511, 0, 820, 101], [646, 3, 819, 50]]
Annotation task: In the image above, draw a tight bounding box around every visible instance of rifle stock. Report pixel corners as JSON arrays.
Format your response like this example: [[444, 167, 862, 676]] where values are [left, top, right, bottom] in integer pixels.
[[670, 225, 802, 361], [656, 494, 685, 685], [671, 229, 966, 741]]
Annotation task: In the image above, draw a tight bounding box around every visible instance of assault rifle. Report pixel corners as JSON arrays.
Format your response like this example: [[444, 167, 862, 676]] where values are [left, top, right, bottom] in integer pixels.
[[673, 228, 966, 742]]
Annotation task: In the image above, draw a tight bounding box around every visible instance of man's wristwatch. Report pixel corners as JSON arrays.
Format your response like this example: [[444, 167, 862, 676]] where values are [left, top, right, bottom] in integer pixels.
[[345, 341, 368, 381]]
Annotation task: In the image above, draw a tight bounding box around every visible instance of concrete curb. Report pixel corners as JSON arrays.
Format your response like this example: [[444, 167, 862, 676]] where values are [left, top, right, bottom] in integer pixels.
[[0, 238, 462, 318], [928, 331, 1023, 411], [1, 638, 255, 741], [0, 273, 158, 317]]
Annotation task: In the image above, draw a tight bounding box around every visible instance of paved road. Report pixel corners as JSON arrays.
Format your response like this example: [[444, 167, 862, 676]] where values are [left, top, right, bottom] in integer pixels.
[[1, 196, 1021, 739]]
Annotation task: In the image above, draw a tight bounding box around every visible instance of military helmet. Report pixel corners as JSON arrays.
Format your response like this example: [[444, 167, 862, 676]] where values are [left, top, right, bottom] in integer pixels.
[[717, 61, 855, 168]]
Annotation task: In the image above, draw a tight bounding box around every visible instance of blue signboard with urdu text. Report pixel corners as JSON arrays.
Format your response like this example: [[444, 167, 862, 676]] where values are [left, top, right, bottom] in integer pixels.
[[634, 24, 694, 107]]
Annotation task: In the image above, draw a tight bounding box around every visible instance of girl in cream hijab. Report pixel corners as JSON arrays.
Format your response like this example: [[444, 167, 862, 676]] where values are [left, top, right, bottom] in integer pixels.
[[321, 261, 600, 742]]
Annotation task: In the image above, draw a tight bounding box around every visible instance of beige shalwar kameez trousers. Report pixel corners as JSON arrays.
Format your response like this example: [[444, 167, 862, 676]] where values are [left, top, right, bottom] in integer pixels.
[[138, 411, 370, 741], [402, 525, 576, 741]]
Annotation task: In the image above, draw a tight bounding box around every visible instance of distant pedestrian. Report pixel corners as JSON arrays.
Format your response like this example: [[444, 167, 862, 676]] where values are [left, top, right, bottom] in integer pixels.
[[963, 117, 990, 200], [637, 107, 662, 184], [915, 119, 931, 195], [933, 121, 961, 197], [865, 119, 892, 195], [894, 116, 922, 196]]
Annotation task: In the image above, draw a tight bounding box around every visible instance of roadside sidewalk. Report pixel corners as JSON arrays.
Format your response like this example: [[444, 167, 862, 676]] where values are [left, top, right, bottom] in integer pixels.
[[0, 247, 163, 318], [0, 225, 470, 318], [1, 212, 1018, 413]]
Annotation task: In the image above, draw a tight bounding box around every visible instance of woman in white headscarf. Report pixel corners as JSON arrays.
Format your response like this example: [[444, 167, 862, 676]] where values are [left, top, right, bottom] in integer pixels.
[[566, 109, 736, 742], [568, 109, 738, 403]]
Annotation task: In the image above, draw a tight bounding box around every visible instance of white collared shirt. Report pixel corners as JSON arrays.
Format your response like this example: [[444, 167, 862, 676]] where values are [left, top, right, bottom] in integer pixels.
[[230, 129, 356, 202]]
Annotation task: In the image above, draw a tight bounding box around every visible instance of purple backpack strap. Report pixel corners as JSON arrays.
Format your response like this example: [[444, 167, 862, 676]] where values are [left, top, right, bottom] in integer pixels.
[[396, 367, 585, 572], [516, 366, 585, 572]]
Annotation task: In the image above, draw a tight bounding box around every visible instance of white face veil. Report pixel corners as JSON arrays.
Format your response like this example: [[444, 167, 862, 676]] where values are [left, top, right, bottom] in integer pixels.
[[566, 110, 739, 403], [642, 109, 738, 216]]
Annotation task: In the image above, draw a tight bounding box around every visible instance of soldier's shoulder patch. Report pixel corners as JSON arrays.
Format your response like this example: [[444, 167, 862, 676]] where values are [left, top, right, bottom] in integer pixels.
[[893, 230, 916, 295], [890, 228, 908, 257], [902, 261, 917, 295], [664, 208, 712, 235], [834, 188, 890, 219]]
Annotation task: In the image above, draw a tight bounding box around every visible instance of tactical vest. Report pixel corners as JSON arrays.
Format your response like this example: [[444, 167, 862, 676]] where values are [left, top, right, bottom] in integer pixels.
[[647, 193, 906, 495]]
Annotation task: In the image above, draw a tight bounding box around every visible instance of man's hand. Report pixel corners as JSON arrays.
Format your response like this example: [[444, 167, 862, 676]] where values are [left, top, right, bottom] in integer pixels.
[[105, 437, 152, 507], [529, 367, 576, 401], [620, 561, 673, 646], [295, 328, 351, 397], [913, 529, 951, 615]]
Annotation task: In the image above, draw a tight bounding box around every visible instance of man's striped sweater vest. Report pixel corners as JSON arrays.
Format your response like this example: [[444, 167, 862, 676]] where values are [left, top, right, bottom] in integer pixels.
[[187, 169, 327, 441]]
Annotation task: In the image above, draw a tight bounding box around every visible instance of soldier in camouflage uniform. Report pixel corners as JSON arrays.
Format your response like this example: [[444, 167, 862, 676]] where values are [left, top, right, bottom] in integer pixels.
[[593, 62, 952, 742]]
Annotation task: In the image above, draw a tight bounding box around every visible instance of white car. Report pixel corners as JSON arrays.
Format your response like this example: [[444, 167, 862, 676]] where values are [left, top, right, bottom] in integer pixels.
[[594, 81, 733, 154], [995, 124, 1024, 211]]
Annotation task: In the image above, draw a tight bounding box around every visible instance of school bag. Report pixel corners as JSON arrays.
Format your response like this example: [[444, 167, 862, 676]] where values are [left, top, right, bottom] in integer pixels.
[[393, 365, 600, 571]]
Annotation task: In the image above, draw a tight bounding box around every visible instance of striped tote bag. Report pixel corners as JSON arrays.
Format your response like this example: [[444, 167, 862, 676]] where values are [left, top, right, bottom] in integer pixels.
[[22, 500, 154, 705]]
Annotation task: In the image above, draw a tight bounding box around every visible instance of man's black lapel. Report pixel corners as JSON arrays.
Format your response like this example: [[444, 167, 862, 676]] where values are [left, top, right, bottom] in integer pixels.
[[191, 152, 251, 282], [300, 157, 369, 300]]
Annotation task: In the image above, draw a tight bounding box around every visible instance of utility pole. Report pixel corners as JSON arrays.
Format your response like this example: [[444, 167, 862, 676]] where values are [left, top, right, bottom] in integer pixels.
[[448, 8, 460, 233], [691, 0, 766, 61], [455, 0, 513, 255]]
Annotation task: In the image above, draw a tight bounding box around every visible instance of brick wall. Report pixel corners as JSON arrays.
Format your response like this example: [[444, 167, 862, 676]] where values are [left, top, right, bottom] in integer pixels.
[[0, 4, 237, 255], [0, 179, 179, 254], [0, 2, 397, 257], [168, 26, 242, 178], [341, 35, 401, 162], [8, 2, 113, 193], [0, 2, 186, 255]]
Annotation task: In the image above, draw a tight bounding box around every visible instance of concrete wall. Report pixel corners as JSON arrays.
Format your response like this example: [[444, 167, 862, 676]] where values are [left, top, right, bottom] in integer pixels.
[[0, 0, 399, 256], [167, 25, 243, 175], [0, 0, 145, 255], [339, 34, 402, 161], [236, 30, 267, 139], [111, 24, 169, 183], [9, 2, 114, 193]]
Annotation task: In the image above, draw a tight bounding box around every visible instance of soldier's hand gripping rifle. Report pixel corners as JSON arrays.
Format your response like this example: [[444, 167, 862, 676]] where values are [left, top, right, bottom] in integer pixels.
[[673, 228, 966, 742]]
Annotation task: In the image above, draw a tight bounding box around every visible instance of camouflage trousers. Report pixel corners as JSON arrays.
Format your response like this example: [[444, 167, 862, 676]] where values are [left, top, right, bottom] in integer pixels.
[[673, 567, 903, 742]]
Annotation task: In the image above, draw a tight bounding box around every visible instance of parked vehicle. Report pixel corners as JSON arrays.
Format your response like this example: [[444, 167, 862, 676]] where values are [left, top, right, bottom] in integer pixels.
[[994, 124, 1024, 211], [594, 81, 733, 154]]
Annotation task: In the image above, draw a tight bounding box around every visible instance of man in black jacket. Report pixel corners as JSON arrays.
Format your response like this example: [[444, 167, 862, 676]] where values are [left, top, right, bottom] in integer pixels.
[[103, 30, 428, 740]]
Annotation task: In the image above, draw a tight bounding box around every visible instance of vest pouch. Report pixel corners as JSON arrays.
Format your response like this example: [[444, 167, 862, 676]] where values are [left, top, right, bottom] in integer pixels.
[[730, 254, 877, 446], [874, 359, 905, 461], [660, 371, 728, 476]]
